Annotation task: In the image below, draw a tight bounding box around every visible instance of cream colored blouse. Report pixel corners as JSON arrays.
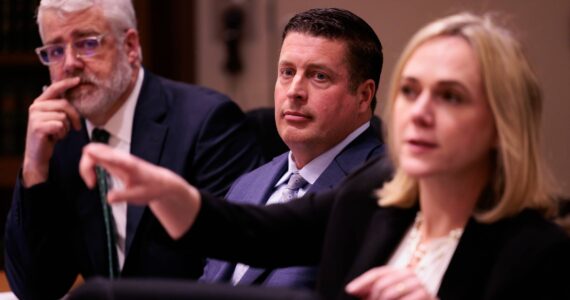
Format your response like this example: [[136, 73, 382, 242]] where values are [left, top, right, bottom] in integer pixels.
[[387, 213, 463, 295]]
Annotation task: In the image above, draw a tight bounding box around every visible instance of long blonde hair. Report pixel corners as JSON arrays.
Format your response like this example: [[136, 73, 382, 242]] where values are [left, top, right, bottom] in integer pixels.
[[378, 12, 556, 223]]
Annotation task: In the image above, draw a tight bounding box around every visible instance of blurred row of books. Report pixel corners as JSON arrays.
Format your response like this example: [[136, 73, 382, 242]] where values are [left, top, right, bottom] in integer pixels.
[[0, 73, 46, 190], [1, 0, 42, 53], [0, 0, 46, 158], [0, 82, 36, 156]]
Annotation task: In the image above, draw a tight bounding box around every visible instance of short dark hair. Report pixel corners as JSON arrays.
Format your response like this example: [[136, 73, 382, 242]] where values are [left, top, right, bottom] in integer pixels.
[[282, 8, 383, 112]]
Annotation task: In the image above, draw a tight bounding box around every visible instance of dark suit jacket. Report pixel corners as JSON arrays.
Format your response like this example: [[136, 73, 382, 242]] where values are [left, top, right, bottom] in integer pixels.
[[191, 156, 570, 300], [4, 71, 263, 300], [201, 126, 384, 288]]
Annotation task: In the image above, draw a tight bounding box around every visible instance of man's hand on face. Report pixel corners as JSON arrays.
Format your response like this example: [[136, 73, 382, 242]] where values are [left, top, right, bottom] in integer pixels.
[[22, 77, 82, 187]]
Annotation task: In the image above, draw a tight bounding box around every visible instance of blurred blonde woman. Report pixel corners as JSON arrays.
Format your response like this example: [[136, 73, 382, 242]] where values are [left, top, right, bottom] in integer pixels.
[[78, 12, 570, 300], [345, 12, 566, 300]]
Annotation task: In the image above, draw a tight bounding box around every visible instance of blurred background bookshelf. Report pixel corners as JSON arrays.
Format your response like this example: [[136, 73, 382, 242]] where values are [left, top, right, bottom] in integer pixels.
[[0, 0, 46, 258]]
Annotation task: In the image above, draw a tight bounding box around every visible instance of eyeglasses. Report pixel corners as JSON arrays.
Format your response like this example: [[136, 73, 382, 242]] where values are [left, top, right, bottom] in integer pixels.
[[35, 34, 106, 65]]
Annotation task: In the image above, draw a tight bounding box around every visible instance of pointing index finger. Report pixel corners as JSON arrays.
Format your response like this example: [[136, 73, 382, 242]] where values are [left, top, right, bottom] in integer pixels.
[[39, 77, 81, 101]]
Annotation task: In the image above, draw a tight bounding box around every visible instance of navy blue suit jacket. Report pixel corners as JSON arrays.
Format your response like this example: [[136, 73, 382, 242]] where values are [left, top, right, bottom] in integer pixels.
[[201, 126, 384, 289], [4, 71, 263, 300]]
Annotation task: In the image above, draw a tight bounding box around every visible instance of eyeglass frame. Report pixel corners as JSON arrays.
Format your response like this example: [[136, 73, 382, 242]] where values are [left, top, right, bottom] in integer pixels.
[[35, 34, 107, 66]]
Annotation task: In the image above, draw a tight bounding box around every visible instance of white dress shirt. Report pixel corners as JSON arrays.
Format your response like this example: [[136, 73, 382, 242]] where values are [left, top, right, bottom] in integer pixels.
[[86, 68, 144, 270]]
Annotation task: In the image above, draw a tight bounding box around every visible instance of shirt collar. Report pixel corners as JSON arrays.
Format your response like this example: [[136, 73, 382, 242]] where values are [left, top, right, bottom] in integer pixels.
[[86, 68, 145, 144], [275, 122, 370, 187]]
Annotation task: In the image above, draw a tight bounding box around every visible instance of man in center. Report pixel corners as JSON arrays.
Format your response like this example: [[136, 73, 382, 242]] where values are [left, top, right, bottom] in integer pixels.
[[201, 8, 385, 289]]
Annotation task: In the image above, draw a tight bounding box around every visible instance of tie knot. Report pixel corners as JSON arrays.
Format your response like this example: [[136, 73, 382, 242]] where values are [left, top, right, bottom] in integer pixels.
[[280, 172, 307, 203], [287, 172, 307, 190], [92, 128, 110, 144]]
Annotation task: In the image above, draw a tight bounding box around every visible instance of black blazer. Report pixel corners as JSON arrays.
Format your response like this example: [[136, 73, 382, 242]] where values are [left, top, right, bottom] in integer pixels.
[[191, 156, 570, 300], [4, 71, 263, 300]]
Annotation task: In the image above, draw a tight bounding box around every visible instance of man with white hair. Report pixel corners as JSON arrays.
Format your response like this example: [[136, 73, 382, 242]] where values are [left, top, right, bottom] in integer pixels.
[[4, 0, 262, 298]]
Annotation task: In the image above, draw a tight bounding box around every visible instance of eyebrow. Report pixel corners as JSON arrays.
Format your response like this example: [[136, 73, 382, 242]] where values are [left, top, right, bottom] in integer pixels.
[[44, 29, 102, 45], [306, 63, 336, 74], [279, 58, 339, 70], [402, 76, 468, 88], [277, 60, 294, 67], [401, 76, 472, 96], [436, 80, 470, 94]]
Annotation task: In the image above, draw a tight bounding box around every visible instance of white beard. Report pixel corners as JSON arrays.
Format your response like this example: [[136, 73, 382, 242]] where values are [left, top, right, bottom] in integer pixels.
[[64, 50, 133, 121]]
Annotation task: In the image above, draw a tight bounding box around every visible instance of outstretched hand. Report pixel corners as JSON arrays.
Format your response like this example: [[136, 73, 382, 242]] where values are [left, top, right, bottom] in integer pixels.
[[80, 143, 202, 239]]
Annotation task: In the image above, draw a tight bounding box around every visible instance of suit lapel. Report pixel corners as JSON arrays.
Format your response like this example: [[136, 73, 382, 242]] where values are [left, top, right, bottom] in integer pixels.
[[311, 126, 382, 192], [130, 72, 168, 166], [309, 161, 346, 193], [125, 72, 168, 257], [437, 218, 498, 300], [345, 207, 416, 283], [213, 155, 288, 283], [228, 154, 288, 205]]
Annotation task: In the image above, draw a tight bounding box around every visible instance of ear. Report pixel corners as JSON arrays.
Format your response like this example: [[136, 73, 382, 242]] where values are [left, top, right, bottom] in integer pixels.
[[123, 28, 141, 65], [356, 79, 376, 113]]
